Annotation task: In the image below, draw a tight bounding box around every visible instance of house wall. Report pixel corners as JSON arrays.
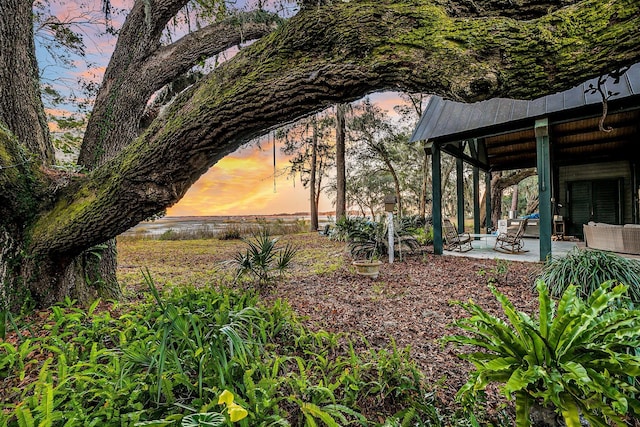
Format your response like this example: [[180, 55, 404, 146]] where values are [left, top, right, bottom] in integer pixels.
[[557, 160, 633, 230]]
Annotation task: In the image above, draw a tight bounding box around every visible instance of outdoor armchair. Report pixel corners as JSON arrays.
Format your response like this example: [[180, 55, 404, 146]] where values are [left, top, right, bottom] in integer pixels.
[[494, 218, 528, 253], [443, 218, 472, 252]]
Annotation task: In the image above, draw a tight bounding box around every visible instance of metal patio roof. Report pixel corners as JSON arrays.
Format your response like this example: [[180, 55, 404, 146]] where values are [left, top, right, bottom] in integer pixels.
[[410, 63, 640, 145]]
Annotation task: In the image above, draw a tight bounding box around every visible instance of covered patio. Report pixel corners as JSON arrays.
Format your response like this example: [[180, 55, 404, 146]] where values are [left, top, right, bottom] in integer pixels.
[[445, 236, 579, 262], [410, 63, 640, 261]]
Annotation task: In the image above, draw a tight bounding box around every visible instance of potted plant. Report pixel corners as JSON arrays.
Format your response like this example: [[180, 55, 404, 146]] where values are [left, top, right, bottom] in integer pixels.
[[352, 253, 383, 278]]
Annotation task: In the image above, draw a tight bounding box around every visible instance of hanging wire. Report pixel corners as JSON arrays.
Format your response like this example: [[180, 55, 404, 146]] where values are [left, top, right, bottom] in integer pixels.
[[273, 130, 277, 193]]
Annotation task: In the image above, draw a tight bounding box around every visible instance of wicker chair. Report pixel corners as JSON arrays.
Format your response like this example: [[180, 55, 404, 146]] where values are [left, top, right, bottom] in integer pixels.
[[494, 218, 528, 253], [443, 218, 472, 252]]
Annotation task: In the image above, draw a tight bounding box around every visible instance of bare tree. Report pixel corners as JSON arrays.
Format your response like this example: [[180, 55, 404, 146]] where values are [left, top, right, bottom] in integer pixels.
[[335, 103, 348, 220]]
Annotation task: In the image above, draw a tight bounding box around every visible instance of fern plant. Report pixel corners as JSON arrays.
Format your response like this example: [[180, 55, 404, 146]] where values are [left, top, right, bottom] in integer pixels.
[[445, 281, 640, 427]]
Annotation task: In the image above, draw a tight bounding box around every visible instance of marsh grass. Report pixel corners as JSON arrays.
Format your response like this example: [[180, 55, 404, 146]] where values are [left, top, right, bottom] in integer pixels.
[[128, 219, 311, 241], [116, 233, 345, 295]]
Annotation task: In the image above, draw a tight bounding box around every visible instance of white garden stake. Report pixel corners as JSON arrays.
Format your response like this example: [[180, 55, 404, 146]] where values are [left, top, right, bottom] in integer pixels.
[[387, 211, 394, 264]]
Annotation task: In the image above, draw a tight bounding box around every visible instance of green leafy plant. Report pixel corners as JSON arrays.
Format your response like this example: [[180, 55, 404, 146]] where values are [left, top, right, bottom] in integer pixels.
[[1, 273, 443, 426], [330, 216, 369, 242], [233, 229, 298, 285], [536, 248, 640, 304], [445, 281, 640, 427], [346, 218, 420, 261], [477, 259, 510, 286], [413, 226, 433, 246]]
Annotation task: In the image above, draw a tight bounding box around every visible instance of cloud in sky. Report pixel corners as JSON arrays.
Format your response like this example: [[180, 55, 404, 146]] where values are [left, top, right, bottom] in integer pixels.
[[167, 143, 333, 216]]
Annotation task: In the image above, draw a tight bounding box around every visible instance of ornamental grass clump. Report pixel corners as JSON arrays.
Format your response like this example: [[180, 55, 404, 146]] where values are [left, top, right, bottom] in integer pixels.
[[445, 281, 640, 427], [536, 248, 640, 305]]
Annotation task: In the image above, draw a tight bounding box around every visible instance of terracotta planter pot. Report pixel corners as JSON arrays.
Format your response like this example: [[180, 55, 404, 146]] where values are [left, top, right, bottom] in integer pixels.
[[352, 260, 383, 279]]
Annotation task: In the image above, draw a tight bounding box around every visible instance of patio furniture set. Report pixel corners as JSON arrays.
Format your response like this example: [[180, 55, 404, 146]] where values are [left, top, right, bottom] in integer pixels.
[[443, 218, 529, 254]]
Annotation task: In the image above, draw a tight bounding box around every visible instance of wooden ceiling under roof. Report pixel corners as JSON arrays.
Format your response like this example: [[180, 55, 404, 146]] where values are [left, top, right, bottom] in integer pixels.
[[485, 109, 640, 171]]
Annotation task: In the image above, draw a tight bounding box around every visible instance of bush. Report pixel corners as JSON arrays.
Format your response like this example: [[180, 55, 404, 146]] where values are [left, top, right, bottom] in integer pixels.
[[414, 226, 434, 245], [445, 281, 640, 427], [346, 218, 421, 260], [215, 223, 252, 240], [233, 229, 298, 286], [157, 225, 218, 240], [399, 215, 431, 230], [536, 248, 640, 305], [0, 277, 443, 426], [330, 216, 370, 242]]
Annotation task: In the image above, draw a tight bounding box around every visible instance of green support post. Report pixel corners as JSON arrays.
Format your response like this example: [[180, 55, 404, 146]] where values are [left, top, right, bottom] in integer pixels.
[[633, 161, 639, 224], [456, 157, 465, 233], [473, 166, 480, 235], [485, 171, 492, 232], [536, 118, 552, 261], [432, 142, 443, 255]]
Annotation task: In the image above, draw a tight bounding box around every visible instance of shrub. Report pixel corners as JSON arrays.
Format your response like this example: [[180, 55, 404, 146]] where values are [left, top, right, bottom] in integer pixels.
[[330, 216, 370, 242], [346, 218, 421, 260], [0, 277, 443, 426], [414, 226, 434, 245], [233, 230, 298, 285], [445, 281, 640, 427], [536, 248, 640, 305], [157, 226, 218, 240], [158, 228, 179, 240], [215, 223, 248, 240], [399, 215, 431, 230]]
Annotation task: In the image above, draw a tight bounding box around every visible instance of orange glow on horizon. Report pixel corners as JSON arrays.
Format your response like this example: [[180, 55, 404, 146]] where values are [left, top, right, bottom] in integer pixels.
[[167, 143, 333, 216]]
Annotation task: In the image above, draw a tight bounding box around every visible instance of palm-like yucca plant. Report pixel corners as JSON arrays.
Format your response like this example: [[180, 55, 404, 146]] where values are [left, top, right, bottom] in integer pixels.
[[234, 229, 298, 285], [347, 218, 421, 260], [445, 281, 640, 427]]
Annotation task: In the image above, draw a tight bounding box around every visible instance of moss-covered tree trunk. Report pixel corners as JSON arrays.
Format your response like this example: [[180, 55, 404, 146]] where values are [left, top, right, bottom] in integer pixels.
[[1, 0, 640, 308]]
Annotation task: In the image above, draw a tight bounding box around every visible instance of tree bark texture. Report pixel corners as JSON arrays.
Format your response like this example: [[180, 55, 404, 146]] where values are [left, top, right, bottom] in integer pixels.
[[335, 104, 347, 220], [79, 6, 278, 168], [2, 0, 640, 306], [310, 117, 319, 232], [0, 0, 52, 163]]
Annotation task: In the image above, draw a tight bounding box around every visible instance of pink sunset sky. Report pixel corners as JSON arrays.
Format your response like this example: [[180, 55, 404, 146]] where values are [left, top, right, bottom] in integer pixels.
[[40, 0, 409, 216]]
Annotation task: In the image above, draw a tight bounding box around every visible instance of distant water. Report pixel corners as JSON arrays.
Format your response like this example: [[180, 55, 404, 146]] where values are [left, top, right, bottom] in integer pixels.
[[121, 215, 332, 237]]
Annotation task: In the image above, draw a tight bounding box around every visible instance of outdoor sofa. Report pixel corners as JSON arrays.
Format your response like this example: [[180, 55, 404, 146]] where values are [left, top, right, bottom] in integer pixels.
[[583, 222, 640, 255]]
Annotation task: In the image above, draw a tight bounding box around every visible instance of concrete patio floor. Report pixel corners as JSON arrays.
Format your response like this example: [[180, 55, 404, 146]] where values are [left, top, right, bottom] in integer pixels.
[[444, 236, 581, 263]]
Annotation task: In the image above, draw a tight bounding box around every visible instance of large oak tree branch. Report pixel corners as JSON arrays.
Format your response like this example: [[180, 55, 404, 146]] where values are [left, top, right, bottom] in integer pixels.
[[144, 21, 278, 91], [30, 0, 640, 257], [79, 4, 279, 167]]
